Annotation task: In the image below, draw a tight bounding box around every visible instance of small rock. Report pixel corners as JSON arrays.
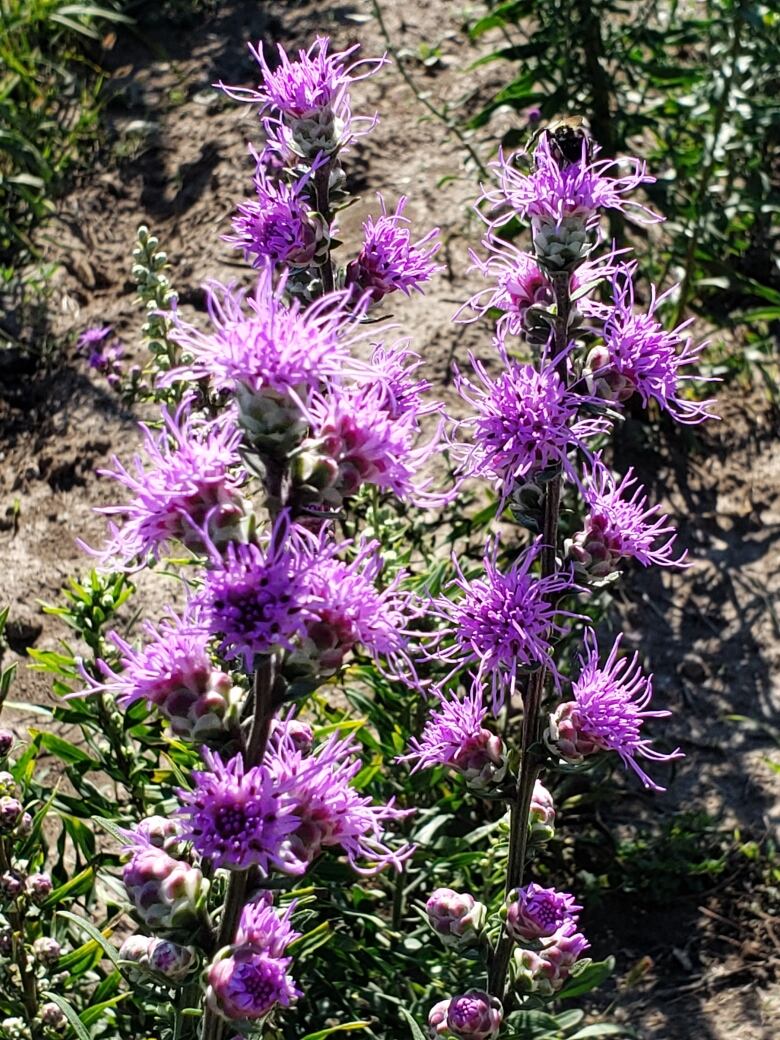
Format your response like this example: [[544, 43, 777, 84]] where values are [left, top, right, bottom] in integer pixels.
[[678, 653, 708, 682]]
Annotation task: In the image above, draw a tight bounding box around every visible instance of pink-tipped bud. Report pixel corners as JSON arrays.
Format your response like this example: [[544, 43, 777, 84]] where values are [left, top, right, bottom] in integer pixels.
[[122, 846, 208, 934], [447, 991, 503, 1040], [33, 936, 61, 966], [427, 999, 451, 1038], [25, 873, 52, 905], [425, 889, 486, 948], [512, 929, 590, 995], [451, 730, 507, 791], [0, 731, 13, 759], [0, 797, 23, 835], [0, 870, 25, 900], [39, 1003, 67, 1032], [547, 702, 601, 761], [147, 938, 196, 981], [529, 780, 555, 842], [136, 816, 182, 854]]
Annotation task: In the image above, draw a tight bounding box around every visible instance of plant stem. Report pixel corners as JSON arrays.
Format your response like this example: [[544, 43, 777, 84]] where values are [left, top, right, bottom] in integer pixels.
[[488, 271, 571, 1000], [200, 657, 278, 1040], [0, 839, 38, 1022], [313, 158, 335, 295]]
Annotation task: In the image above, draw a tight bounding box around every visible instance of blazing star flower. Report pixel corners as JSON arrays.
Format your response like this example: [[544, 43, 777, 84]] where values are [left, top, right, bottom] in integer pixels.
[[205, 946, 300, 1022], [486, 135, 658, 231], [265, 731, 413, 876], [504, 883, 581, 944], [571, 459, 688, 573], [78, 612, 242, 742], [430, 539, 581, 712], [366, 341, 441, 421], [344, 195, 441, 304], [219, 36, 386, 157], [550, 629, 683, 791], [234, 897, 300, 956], [225, 155, 323, 269], [90, 402, 245, 569], [176, 749, 299, 872], [298, 376, 444, 505], [195, 514, 315, 671], [454, 347, 610, 503], [596, 268, 717, 424], [400, 688, 506, 789], [286, 529, 411, 678], [438, 991, 503, 1040]]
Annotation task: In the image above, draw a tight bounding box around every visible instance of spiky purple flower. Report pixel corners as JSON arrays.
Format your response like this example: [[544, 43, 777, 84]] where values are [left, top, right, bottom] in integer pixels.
[[91, 403, 245, 568], [367, 341, 441, 421], [453, 348, 610, 501], [176, 749, 299, 872], [504, 883, 581, 944], [266, 731, 413, 876], [195, 515, 315, 671], [220, 36, 386, 157], [597, 268, 717, 424], [429, 539, 580, 711], [571, 460, 687, 573], [549, 629, 683, 791], [345, 195, 441, 304], [401, 688, 506, 789], [446, 991, 503, 1040], [234, 897, 300, 956], [205, 947, 300, 1022], [226, 154, 323, 269]]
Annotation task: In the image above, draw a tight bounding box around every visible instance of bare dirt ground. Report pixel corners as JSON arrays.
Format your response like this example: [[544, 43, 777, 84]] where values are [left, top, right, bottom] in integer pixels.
[[0, 1, 778, 1037]]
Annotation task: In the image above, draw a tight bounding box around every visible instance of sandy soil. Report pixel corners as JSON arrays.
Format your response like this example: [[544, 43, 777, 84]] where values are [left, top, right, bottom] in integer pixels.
[[1, 1, 778, 1036]]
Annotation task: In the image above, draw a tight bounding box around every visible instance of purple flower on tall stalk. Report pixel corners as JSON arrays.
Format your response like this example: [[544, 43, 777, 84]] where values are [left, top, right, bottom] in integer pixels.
[[79, 612, 241, 742], [453, 346, 610, 502], [266, 731, 413, 876], [344, 195, 441, 304], [549, 629, 683, 791], [225, 154, 323, 269], [195, 514, 315, 671], [400, 688, 506, 788], [168, 268, 370, 401], [367, 341, 441, 421], [90, 403, 245, 568], [429, 539, 581, 711], [504, 883, 581, 944], [177, 749, 299, 872], [205, 947, 300, 1022], [234, 897, 299, 956], [595, 267, 717, 424], [77, 324, 124, 380], [219, 36, 386, 157], [572, 460, 688, 573], [485, 135, 658, 230]]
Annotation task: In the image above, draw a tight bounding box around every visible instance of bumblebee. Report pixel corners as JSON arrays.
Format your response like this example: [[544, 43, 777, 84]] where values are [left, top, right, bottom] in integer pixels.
[[531, 116, 592, 167]]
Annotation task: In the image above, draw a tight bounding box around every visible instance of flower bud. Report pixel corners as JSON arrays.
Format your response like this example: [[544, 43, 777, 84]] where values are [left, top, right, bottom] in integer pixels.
[[122, 845, 208, 934], [33, 936, 61, 966], [546, 702, 600, 762], [148, 938, 196, 981], [0, 870, 25, 900], [529, 780, 555, 842], [0, 927, 12, 956], [427, 1000, 451, 1038], [159, 670, 244, 743], [0, 731, 13, 759], [135, 816, 182, 854], [270, 718, 314, 756], [447, 991, 503, 1040], [39, 1003, 67, 1033], [236, 383, 307, 452], [504, 884, 581, 946], [119, 934, 154, 966], [512, 929, 590, 995], [532, 215, 592, 272], [584, 345, 635, 404], [0, 772, 16, 797], [425, 889, 486, 948], [15, 813, 33, 839], [451, 730, 507, 791], [1, 1017, 30, 1040], [0, 797, 23, 834], [26, 873, 53, 905]]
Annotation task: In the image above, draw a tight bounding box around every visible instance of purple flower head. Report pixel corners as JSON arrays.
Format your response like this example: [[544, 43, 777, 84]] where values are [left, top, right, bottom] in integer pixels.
[[504, 883, 581, 944], [300, 376, 444, 505], [80, 612, 241, 742], [597, 268, 717, 424], [345, 195, 441, 304], [195, 513, 315, 671], [572, 459, 688, 573], [225, 156, 323, 269], [90, 402, 245, 569], [266, 731, 413, 876], [367, 341, 441, 421], [453, 346, 610, 502], [77, 324, 124, 377], [176, 749, 299, 872], [77, 324, 113, 356], [205, 946, 300, 1022], [234, 898, 299, 957], [220, 36, 386, 157], [168, 268, 371, 403], [287, 528, 411, 678], [447, 991, 503, 1040], [429, 539, 581, 712], [485, 135, 658, 231], [270, 713, 314, 756], [551, 629, 683, 791], [400, 688, 506, 789]]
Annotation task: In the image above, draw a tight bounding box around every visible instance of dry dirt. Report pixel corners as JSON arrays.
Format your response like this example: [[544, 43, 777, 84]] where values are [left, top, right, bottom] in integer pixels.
[[0, 1, 778, 1037]]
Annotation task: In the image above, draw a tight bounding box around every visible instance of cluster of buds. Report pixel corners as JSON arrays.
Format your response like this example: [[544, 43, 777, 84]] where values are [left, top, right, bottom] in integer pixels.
[[428, 991, 503, 1040], [32, 936, 61, 967], [512, 929, 591, 996], [122, 839, 209, 935], [155, 668, 243, 744], [38, 1003, 67, 1034], [1, 1017, 30, 1040], [0, 777, 30, 839], [451, 730, 507, 792], [567, 512, 623, 582], [425, 889, 487, 949], [546, 702, 601, 761], [119, 934, 196, 983]]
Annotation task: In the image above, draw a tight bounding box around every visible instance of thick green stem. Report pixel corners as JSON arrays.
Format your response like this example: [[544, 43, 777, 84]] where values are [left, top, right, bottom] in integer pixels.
[[488, 271, 571, 1001]]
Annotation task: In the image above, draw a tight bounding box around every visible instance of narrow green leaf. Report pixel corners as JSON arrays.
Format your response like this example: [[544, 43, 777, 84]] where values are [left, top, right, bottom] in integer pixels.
[[41, 866, 95, 908], [41, 993, 90, 1040], [400, 1008, 427, 1040], [79, 993, 130, 1027], [301, 1023, 371, 1040], [57, 910, 121, 967]]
